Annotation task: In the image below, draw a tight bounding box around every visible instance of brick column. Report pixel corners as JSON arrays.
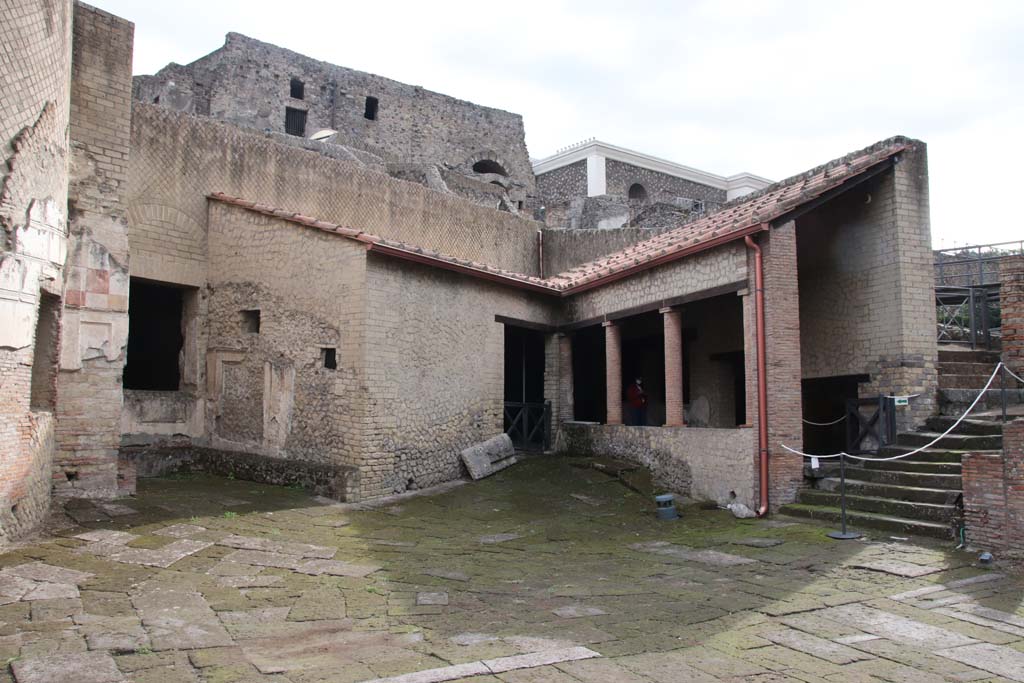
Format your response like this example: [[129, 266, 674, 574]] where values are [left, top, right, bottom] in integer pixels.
[[661, 307, 685, 427], [1001, 255, 1024, 375], [963, 419, 1024, 553], [557, 333, 574, 423], [603, 321, 622, 426]]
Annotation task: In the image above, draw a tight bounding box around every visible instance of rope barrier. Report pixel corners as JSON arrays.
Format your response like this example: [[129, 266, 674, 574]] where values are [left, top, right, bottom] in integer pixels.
[[1005, 365, 1024, 386], [781, 362, 1008, 462], [802, 415, 846, 426]]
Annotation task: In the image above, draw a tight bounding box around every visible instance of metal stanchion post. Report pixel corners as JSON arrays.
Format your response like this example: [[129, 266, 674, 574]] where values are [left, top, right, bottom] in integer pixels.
[[828, 452, 862, 540]]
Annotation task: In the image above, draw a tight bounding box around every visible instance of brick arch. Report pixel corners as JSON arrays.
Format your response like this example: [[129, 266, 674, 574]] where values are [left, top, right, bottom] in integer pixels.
[[126, 203, 206, 284], [464, 151, 513, 179]]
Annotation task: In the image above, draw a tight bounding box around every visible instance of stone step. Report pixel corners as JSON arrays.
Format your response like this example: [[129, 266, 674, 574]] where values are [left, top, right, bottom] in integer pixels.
[[798, 489, 957, 523], [938, 361, 1001, 377], [897, 431, 1002, 451], [876, 446, 966, 463], [778, 504, 952, 539], [940, 374, 995, 389], [923, 416, 1004, 436], [938, 348, 1001, 364], [857, 458, 961, 474], [841, 466, 962, 489], [939, 388, 1024, 416], [815, 478, 958, 505]]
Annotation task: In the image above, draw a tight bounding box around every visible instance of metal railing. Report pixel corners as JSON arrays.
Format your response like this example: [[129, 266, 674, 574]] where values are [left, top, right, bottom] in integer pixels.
[[935, 239, 1024, 288], [936, 285, 1000, 349], [504, 400, 552, 451]]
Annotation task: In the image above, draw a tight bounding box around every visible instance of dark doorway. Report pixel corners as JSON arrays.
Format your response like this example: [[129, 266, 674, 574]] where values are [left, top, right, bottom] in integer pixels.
[[30, 292, 61, 410], [801, 374, 868, 455], [711, 351, 746, 425], [124, 279, 184, 391], [620, 312, 664, 426], [503, 325, 547, 449], [571, 325, 605, 422]]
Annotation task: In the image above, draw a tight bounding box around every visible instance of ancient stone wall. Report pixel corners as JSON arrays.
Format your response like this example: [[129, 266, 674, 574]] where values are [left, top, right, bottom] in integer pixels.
[[0, 0, 73, 539], [362, 255, 557, 499], [54, 2, 134, 499], [604, 159, 725, 209], [127, 105, 542, 281], [1000, 255, 1024, 373], [564, 241, 748, 323], [536, 160, 587, 224], [133, 32, 536, 208], [556, 423, 757, 507], [962, 419, 1024, 553], [204, 203, 367, 472], [797, 147, 937, 430], [542, 226, 673, 279]]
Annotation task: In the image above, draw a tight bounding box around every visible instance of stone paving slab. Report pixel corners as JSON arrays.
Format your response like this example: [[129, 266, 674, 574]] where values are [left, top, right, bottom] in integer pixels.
[[629, 541, 757, 566], [11, 651, 124, 683]]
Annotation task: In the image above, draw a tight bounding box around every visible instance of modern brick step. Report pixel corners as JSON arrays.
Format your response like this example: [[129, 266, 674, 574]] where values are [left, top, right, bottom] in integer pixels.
[[897, 431, 1002, 451], [816, 478, 958, 505], [798, 490, 957, 523], [857, 458, 961, 474], [923, 416, 1004, 436], [841, 466, 962, 489], [778, 504, 952, 539]]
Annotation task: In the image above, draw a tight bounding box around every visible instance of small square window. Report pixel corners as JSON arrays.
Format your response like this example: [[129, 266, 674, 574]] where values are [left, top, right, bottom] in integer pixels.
[[285, 107, 307, 137], [290, 77, 304, 100], [321, 347, 337, 370], [241, 309, 261, 334], [364, 96, 379, 121]]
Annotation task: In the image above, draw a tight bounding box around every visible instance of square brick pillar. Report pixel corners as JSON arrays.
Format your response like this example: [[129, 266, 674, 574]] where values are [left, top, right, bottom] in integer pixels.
[[557, 333, 574, 424], [603, 321, 622, 425], [761, 223, 804, 509], [1000, 255, 1024, 375], [963, 419, 1024, 553], [661, 307, 685, 427]]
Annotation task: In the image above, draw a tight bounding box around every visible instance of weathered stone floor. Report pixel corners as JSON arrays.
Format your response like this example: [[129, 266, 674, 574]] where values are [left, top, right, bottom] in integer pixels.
[[1, 459, 1022, 682]]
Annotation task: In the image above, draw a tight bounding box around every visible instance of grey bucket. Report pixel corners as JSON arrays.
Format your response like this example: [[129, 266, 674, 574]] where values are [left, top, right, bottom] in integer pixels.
[[655, 494, 678, 520]]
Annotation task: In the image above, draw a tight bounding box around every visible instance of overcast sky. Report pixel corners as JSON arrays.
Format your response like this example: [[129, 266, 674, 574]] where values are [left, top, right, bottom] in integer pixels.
[[94, 0, 1024, 249]]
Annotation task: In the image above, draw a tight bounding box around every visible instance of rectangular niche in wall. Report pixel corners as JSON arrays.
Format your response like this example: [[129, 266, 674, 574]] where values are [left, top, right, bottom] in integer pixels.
[[364, 96, 379, 121], [241, 309, 261, 334], [30, 292, 61, 410], [285, 106, 307, 136], [321, 347, 337, 369], [124, 278, 185, 391]]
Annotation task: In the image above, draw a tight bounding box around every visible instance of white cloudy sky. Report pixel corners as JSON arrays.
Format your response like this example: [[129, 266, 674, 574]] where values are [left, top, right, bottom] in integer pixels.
[[95, 0, 1024, 249]]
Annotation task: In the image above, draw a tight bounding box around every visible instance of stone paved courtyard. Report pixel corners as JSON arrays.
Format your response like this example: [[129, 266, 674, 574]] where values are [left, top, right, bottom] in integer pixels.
[[0, 459, 1022, 682]]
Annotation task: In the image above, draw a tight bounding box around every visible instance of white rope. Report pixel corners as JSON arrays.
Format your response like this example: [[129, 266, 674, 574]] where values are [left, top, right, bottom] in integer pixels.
[[781, 362, 1005, 462], [803, 415, 846, 426], [1005, 365, 1024, 385]]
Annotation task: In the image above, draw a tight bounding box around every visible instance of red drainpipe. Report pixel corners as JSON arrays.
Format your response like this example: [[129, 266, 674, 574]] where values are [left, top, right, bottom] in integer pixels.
[[744, 234, 770, 517]]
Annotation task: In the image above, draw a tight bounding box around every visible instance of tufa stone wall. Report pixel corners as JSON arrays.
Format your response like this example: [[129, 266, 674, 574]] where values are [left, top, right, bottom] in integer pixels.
[[1001, 255, 1024, 373], [604, 159, 725, 210], [962, 420, 1024, 554], [361, 255, 557, 498], [126, 105, 542, 283], [54, 2, 134, 499], [0, 0, 73, 540], [133, 32, 536, 211], [797, 149, 937, 431], [556, 423, 757, 508]]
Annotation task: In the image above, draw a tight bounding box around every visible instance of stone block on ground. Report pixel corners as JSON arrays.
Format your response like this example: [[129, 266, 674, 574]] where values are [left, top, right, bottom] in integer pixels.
[[461, 434, 517, 480]]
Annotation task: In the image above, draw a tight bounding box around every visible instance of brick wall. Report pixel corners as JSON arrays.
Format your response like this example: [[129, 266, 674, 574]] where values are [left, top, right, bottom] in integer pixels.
[[1001, 255, 1024, 374], [0, 0, 73, 540], [962, 419, 1024, 553], [54, 2, 134, 498], [127, 105, 542, 280]]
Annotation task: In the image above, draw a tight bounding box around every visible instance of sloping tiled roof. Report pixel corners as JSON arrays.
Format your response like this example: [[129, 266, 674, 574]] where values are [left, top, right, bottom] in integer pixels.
[[208, 136, 912, 297], [544, 137, 909, 292]]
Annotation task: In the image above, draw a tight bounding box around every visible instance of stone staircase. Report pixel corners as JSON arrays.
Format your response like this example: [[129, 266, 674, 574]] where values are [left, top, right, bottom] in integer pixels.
[[781, 347, 1010, 539]]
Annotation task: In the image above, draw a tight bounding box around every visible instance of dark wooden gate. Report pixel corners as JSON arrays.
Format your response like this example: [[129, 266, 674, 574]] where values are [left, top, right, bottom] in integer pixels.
[[504, 400, 551, 451], [845, 396, 896, 455]]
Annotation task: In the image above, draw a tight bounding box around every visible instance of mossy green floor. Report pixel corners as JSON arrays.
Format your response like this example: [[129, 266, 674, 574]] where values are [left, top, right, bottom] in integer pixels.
[[0, 458, 1022, 682]]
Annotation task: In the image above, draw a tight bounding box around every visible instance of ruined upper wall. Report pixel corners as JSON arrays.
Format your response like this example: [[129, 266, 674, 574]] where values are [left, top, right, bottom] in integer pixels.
[[133, 33, 537, 200], [127, 105, 543, 284]]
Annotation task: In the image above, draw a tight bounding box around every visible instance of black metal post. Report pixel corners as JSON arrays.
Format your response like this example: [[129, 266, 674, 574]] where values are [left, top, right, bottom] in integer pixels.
[[828, 453, 862, 540], [1002, 364, 1008, 423]]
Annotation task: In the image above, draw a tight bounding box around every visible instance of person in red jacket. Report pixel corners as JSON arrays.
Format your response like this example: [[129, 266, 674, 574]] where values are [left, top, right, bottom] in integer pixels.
[[626, 376, 647, 426]]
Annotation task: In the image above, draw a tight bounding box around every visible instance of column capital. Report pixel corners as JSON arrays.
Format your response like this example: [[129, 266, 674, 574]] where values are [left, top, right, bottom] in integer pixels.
[[659, 306, 676, 314], [601, 320, 616, 327]]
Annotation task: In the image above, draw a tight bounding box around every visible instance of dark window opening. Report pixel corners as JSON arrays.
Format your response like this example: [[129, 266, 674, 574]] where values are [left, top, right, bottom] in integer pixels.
[[30, 292, 61, 410], [285, 107, 307, 136], [290, 77, 305, 100], [503, 325, 546, 449], [628, 183, 648, 202], [364, 96, 379, 120], [241, 309, 261, 334], [321, 347, 337, 370], [801, 374, 869, 455], [124, 279, 184, 391], [619, 311, 665, 426], [472, 159, 508, 176], [517, 201, 524, 210], [152, 95, 160, 104], [65, 470, 78, 482]]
